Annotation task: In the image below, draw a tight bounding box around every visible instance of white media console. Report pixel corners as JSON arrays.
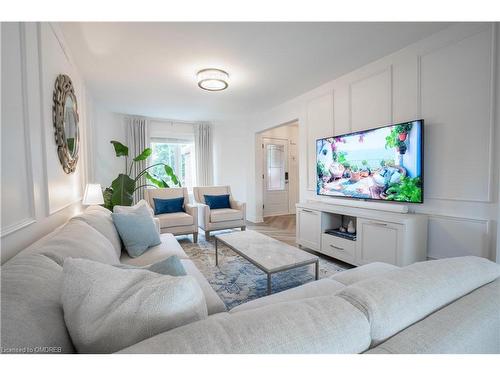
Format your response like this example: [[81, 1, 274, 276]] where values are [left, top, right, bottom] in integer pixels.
[[296, 200, 428, 267]]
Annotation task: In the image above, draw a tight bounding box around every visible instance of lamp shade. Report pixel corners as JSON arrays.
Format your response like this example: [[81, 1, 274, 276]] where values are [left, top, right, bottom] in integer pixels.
[[82, 183, 104, 205]]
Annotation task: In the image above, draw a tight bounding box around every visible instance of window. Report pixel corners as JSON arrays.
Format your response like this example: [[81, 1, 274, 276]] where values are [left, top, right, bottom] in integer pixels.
[[150, 139, 196, 189], [266, 144, 285, 190]]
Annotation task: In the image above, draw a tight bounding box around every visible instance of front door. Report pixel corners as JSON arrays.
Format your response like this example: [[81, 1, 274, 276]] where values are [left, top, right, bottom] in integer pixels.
[[263, 138, 289, 217]]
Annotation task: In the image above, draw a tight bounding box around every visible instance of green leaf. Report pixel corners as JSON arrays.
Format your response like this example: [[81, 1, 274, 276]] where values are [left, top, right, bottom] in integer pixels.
[[102, 187, 114, 211], [110, 141, 128, 157], [133, 148, 152, 162], [111, 173, 135, 206], [144, 172, 169, 188], [164, 165, 180, 186]]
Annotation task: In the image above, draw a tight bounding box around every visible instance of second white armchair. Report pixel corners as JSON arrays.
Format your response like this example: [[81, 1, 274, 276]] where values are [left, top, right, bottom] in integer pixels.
[[144, 187, 198, 242], [193, 186, 246, 238]]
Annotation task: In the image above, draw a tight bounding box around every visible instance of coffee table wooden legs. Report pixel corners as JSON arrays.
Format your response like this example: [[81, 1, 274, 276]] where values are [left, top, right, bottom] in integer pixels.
[[267, 274, 272, 295]]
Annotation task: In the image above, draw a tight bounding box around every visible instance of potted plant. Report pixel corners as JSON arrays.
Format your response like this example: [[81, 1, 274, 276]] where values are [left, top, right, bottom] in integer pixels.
[[360, 160, 370, 177], [342, 162, 351, 178], [102, 141, 181, 211], [349, 165, 361, 183], [395, 123, 413, 142], [386, 125, 410, 155], [397, 140, 407, 154], [329, 162, 345, 180]]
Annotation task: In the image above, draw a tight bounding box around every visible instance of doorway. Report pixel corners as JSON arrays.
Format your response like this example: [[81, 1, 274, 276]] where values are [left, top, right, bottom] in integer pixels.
[[260, 122, 299, 218], [263, 138, 288, 216]]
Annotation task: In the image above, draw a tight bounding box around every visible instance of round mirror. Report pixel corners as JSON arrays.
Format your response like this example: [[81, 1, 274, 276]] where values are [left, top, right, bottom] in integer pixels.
[[64, 95, 78, 158], [53, 74, 79, 173]]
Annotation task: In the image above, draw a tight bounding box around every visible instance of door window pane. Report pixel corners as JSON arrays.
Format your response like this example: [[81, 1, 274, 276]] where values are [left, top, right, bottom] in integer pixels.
[[267, 144, 285, 190]]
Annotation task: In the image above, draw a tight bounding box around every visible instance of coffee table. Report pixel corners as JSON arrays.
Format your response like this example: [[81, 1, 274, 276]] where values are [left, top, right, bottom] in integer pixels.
[[214, 230, 319, 295]]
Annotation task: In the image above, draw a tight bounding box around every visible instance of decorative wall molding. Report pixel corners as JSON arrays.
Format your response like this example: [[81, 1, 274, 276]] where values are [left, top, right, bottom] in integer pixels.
[[488, 24, 498, 203], [1, 23, 37, 238], [19, 23, 36, 223], [0, 218, 37, 238], [48, 197, 83, 216], [418, 26, 495, 203], [305, 91, 334, 191], [38, 23, 85, 215], [36, 22, 51, 216], [428, 213, 491, 226], [427, 214, 491, 259], [348, 66, 393, 132], [416, 56, 422, 118]]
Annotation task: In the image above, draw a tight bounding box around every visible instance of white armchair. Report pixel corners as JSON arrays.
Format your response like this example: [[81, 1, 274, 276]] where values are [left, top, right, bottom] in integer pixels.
[[144, 187, 198, 243], [193, 186, 246, 238]]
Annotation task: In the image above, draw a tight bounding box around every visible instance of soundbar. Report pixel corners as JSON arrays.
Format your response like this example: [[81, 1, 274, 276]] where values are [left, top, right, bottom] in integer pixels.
[[309, 197, 409, 214]]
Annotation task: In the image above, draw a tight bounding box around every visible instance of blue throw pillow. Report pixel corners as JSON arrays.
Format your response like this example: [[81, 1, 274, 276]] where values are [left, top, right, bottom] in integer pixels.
[[112, 205, 161, 258], [153, 197, 185, 215], [114, 255, 187, 276], [147, 255, 187, 276], [204, 194, 231, 210]]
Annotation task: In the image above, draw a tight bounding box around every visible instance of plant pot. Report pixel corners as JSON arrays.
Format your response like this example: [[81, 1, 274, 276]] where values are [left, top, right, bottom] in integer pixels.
[[398, 132, 407, 141], [329, 163, 345, 179], [350, 172, 361, 183]]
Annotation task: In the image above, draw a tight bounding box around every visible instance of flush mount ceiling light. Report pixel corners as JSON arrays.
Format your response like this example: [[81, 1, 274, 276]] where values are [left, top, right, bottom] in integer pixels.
[[197, 68, 229, 91]]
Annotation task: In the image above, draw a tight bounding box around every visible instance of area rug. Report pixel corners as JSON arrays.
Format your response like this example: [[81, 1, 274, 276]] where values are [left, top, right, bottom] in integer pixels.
[[177, 231, 351, 310]]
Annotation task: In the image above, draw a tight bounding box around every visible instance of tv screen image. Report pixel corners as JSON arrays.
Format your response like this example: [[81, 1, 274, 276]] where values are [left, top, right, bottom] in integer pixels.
[[316, 119, 423, 203]]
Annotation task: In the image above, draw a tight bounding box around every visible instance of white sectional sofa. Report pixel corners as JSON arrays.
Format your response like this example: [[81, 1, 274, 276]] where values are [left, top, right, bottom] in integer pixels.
[[1, 206, 499, 354]]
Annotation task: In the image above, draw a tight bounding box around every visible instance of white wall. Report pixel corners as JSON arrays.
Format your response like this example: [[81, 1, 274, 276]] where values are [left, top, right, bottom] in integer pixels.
[[212, 119, 248, 202], [90, 108, 126, 187], [232, 22, 499, 261], [1, 23, 93, 263]]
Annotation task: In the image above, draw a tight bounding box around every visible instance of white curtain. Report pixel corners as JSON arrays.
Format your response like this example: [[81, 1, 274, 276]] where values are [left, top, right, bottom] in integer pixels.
[[194, 123, 214, 186], [126, 117, 149, 203]]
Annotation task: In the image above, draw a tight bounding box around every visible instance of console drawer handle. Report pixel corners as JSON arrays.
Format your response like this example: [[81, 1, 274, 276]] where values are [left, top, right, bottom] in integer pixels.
[[302, 209, 315, 213], [368, 221, 388, 227], [330, 245, 344, 251]]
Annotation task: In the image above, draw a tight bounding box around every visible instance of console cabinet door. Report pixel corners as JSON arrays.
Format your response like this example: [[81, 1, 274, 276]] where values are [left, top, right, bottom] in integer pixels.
[[357, 219, 404, 266], [297, 208, 321, 250]]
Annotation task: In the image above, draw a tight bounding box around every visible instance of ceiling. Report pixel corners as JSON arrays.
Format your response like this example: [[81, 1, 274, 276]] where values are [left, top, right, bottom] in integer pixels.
[[59, 22, 452, 121]]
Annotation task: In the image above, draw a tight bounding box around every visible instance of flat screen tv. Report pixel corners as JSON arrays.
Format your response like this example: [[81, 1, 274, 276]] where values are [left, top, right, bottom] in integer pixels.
[[316, 119, 423, 203]]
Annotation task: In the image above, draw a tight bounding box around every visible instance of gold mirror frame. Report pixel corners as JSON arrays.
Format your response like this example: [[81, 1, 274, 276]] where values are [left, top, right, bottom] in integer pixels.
[[52, 74, 79, 174]]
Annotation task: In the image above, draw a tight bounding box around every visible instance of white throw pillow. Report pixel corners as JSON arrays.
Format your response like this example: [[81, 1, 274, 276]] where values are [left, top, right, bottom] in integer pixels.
[[113, 199, 154, 216], [62, 258, 208, 353]]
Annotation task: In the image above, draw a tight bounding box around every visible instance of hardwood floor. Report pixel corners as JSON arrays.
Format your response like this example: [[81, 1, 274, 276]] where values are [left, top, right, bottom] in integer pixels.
[[247, 214, 297, 247]]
